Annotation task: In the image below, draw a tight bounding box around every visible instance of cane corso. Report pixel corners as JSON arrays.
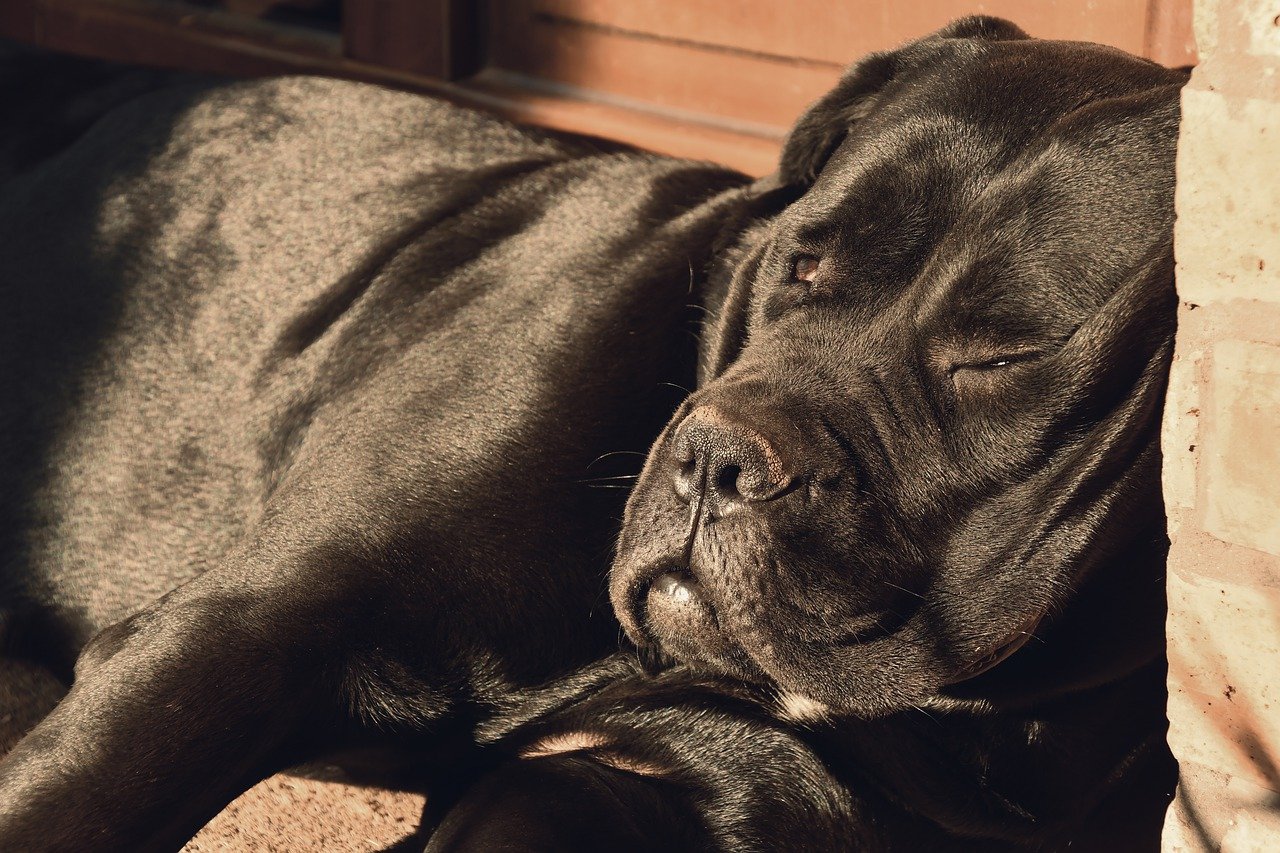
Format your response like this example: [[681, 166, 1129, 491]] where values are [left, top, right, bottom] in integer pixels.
[[0, 16, 1185, 851]]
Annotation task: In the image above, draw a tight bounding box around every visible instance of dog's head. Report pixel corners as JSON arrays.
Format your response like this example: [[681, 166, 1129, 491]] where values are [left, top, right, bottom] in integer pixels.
[[611, 17, 1188, 717]]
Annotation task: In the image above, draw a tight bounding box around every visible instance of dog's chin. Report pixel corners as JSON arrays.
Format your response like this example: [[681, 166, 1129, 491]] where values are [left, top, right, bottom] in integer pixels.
[[624, 567, 766, 682], [637, 573, 1054, 719], [612, 556, 945, 717]]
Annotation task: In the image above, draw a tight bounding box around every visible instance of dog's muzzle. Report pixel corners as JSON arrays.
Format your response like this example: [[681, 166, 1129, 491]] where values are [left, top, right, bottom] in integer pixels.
[[669, 405, 799, 515]]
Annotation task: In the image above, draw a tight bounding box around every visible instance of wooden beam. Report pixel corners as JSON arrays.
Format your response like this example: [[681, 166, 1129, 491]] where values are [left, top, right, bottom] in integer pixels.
[[342, 0, 480, 79], [0, 0, 780, 175]]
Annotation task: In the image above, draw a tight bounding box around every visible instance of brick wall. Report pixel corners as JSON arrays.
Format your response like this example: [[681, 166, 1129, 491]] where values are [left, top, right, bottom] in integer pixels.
[[1162, 0, 1280, 849]]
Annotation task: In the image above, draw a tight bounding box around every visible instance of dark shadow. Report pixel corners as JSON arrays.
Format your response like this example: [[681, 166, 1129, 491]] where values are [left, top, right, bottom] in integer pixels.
[[0, 42, 223, 675]]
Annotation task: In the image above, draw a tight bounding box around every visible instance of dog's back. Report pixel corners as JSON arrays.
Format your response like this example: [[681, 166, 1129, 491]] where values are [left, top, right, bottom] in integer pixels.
[[0, 65, 760, 848], [0, 72, 746, 661]]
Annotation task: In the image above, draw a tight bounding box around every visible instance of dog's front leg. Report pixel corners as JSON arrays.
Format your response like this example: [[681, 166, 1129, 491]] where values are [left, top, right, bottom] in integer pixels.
[[0, 545, 381, 852]]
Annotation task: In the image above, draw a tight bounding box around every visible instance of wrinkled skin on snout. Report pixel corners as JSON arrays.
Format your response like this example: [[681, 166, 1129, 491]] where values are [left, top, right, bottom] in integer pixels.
[[612, 20, 1187, 718]]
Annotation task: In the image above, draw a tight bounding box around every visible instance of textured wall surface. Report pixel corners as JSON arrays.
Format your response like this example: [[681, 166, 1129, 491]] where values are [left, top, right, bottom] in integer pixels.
[[1163, 0, 1280, 849]]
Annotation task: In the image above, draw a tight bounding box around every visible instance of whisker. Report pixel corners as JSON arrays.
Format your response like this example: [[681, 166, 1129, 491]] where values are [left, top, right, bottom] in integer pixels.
[[911, 704, 943, 727], [881, 580, 925, 600], [586, 450, 647, 470]]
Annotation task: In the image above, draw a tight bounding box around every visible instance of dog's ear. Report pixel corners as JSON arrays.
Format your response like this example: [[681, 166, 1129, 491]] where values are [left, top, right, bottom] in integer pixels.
[[929, 14, 1030, 42], [1041, 87, 1182, 427], [777, 50, 896, 188], [697, 177, 795, 385], [779, 16, 1029, 187]]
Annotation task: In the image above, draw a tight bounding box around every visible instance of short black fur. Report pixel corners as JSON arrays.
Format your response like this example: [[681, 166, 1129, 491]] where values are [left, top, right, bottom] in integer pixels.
[[0, 18, 1186, 851]]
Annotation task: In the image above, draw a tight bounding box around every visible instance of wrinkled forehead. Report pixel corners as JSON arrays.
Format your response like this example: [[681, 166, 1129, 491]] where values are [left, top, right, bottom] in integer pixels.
[[791, 39, 1180, 331], [883, 36, 1182, 134], [811, 37, 1180, 203]]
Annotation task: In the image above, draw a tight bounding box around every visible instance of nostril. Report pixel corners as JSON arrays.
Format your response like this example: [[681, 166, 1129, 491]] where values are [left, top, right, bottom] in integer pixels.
[[669, 404, 801, 509], [714, 463, 743, 500], [673, 450, 698, 503]]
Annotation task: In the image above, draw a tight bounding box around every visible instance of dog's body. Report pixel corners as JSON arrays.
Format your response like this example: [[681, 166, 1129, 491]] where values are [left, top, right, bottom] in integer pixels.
[[0, 19, 1185, 851]]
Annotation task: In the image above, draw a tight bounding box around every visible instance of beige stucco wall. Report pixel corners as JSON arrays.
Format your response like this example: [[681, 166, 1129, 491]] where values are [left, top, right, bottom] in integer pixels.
[[1163, 0, 1280, 849]]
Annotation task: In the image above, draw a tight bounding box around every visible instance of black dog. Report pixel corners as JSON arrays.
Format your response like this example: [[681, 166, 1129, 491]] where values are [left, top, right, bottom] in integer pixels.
[[0, 17, 1185, 851]]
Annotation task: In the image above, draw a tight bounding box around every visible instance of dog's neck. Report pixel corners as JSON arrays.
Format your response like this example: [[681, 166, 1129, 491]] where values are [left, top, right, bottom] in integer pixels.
[[818, 448, 1174, 841], [946, 496, 1170, 710]]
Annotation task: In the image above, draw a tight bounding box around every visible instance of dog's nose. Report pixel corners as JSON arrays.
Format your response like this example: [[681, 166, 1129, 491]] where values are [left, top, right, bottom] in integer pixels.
[[671, 406, 793, 510]]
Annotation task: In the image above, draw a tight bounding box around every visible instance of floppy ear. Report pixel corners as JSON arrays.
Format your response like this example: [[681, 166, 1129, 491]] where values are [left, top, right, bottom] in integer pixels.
[[778, 50, 897, 187], [779, 15, 1029, 187], [697, 175, 798, 385], [1040, 88, 1182, 427]]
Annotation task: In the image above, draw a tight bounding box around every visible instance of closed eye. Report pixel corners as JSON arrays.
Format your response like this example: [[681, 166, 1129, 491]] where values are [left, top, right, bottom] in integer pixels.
[[951, 351, 1042, 372], [956, 357, 1013, 372]]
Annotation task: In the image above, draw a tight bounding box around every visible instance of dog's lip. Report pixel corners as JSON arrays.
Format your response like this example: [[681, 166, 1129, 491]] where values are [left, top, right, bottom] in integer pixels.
[[639, 565, 757, 674], [824, 604, 918, 646], [645, 570, 714, 633], [615, 558, 682, 642], [651, 570, 701, 605], [641, 566, 717, 636], [622, 554, 919, 649]]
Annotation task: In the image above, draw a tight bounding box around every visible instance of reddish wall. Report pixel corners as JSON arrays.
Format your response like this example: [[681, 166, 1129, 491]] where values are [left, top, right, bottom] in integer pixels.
[[1163, 0, 1280, 848]]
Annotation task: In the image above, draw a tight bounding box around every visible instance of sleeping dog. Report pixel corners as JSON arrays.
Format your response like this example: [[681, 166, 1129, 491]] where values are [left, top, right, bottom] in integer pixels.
[[0, 17, 1185, 851]]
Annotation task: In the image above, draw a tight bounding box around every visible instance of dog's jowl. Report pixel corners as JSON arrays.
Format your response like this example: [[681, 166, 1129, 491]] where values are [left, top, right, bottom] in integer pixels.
[[0, 17, 1187, 852]]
